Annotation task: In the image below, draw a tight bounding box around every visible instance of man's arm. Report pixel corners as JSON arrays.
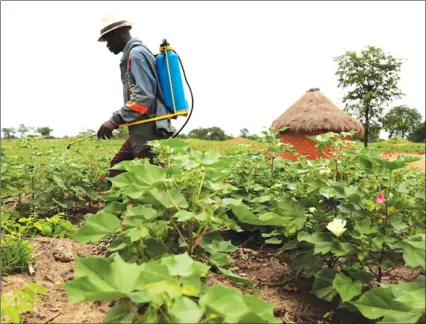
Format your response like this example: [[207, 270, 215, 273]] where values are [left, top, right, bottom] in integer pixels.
[[110, 49, 157, 126]]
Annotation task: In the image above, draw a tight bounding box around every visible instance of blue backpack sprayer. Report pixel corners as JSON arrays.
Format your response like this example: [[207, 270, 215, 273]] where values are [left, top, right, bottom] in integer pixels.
[[118, 39, 193, 137], [66, 39, 192, 149]]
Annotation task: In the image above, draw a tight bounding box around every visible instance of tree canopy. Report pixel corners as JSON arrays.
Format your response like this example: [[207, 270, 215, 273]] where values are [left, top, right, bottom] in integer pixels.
[[334, 45, 404, 147]]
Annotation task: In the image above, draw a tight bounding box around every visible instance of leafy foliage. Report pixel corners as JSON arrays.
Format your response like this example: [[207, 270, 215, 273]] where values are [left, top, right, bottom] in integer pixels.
[[0, 283, 48, 323], [334, 45, 404, 147], [383, 105, 423, 139]]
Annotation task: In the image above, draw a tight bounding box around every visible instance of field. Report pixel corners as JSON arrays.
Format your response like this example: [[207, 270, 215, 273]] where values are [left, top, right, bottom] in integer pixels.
[[1, 133, 425, 324]]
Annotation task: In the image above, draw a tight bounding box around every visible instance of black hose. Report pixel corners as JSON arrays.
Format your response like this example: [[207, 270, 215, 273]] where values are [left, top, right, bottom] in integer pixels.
[[172, 50, 194, 139]]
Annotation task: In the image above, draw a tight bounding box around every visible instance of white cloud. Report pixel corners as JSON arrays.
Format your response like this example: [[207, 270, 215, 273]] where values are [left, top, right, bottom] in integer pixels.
[[1, 1, 424, 138]]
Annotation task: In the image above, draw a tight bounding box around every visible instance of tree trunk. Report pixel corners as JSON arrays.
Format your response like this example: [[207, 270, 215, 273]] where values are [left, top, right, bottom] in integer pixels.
[[364, 106, 370, 147]]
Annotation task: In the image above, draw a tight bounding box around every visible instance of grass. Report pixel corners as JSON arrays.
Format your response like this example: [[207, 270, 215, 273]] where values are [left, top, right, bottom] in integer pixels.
[[369, 138, 425, 153], [2, 136, 423, 158]]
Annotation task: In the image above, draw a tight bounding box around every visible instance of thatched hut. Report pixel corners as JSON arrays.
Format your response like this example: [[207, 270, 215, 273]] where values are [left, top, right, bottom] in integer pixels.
[[271, 88, 364, 161]]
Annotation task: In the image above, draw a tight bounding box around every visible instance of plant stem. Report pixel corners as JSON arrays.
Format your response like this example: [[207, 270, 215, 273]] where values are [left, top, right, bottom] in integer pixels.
[[169, 216, 187, 245], [192, 225, 209, 251], [193, 169, 206, 212], [188, 222, 194, 255], [383, 171, 393, 235], [159, 240, 174, 254]]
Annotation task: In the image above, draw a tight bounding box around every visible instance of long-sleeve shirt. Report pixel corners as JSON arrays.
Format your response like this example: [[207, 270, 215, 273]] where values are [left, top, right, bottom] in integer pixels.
[[110, 38, 173, 154]]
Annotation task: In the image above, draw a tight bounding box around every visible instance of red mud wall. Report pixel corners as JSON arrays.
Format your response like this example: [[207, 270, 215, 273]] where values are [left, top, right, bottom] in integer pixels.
[[279, 131, 351, 161]]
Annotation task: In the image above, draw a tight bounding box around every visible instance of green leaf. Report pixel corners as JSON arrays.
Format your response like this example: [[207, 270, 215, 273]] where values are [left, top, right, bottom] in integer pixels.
[[129, 290, 163, 307], [209, 253, 231, 267], [181, 277, 202, 297], [312, 269, 338, 302], [201, 239, 238, 254], [72, 211, 121, 244], [103, 303, 134, 323], [232, 204, 289, 227], [332, 273, 363, 303], [199, 285, 279, 323], [217, 267, 254, 287], [395, 234, 425, 269], [125, 227, 149, 242], [297, 232, 333, 255], [174, 210, 196, 222], [330, 241, 353, 257], [161, 253, 210, 278], [351, 286, 423, 323], [354, 217, 377, 235], [169, 296, 203, 323], [62, 254, 144, 303], [203, 150, 221, 165]]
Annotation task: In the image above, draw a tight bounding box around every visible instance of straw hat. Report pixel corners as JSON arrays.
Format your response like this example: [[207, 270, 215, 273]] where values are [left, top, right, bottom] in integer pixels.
[[98, 14, 133, 42]]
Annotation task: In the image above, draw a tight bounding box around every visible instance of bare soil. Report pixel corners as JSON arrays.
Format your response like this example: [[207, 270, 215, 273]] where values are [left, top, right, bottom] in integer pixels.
[[1, 237, 109, 323]]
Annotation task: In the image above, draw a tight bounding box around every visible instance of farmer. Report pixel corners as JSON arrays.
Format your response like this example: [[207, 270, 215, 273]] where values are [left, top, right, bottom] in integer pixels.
[[96, 15, 173, 178]]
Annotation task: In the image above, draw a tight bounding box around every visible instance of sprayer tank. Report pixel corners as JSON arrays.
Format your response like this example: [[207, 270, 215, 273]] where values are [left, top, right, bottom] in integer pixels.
[[156, 50, 188, 114]]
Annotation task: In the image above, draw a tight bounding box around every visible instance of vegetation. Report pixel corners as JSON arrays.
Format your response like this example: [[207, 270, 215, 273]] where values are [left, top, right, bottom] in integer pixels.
[[334, 46, 404, 147], [1, 129, 424, 323], [383, 106, 423, 139]]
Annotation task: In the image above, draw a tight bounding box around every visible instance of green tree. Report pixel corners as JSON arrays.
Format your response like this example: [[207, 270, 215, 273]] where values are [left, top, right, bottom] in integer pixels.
[[207, 127, 227, 141], [1, 128, 16, 139], [37, 127, 53, 136], [383, 105, 422, 139], [334, 46, 404, 147], [240, 128, 249, 138], [17, 124, 28, 137], [188, 128, 208, 140], [408, 121, 425, 143]]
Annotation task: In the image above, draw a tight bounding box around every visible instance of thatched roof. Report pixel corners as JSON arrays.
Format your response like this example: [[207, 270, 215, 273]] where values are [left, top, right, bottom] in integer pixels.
[[271, 88, 364, 135]]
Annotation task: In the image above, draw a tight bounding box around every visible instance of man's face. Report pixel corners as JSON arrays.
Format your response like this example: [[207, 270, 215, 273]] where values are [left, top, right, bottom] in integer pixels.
[[102, 31, 123, 55]]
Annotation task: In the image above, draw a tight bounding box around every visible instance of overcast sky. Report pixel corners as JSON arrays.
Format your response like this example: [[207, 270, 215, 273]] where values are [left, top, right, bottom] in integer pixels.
[[1, 1, 425, 138]]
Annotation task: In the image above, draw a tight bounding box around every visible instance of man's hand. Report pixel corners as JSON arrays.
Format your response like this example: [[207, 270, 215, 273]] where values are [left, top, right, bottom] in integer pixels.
[[97, 120, 118, 140]]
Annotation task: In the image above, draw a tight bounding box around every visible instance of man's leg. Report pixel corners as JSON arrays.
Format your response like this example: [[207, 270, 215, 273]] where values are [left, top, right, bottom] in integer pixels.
[[108, 137, 134, 178]]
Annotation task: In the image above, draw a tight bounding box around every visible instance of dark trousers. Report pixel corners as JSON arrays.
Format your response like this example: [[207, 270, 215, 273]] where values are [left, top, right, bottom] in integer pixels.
[[109, 137, 156, 178]]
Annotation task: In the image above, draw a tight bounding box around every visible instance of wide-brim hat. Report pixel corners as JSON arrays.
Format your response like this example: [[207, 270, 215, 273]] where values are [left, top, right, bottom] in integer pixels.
[[98, 14, 133, 42]]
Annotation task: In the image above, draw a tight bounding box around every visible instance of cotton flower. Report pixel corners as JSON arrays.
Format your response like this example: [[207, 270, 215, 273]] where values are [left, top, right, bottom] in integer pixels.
[[326, 219, 347, 237], [376, 192, 385, 204], [98, 175, 104, 181]]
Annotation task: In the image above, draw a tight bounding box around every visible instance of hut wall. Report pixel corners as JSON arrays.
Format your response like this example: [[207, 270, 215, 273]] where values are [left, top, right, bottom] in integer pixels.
[[279, 131, 351, 161]]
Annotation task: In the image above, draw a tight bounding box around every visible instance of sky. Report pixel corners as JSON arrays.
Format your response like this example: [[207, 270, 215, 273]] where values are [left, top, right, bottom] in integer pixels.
[[1, 1, 425, 138]]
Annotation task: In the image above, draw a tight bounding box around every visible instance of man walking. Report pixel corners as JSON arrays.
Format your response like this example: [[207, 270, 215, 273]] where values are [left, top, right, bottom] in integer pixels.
[[96, 15, 173, 177]]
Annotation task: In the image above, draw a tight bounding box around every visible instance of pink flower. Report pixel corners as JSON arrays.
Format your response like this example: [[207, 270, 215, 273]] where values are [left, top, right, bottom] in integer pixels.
[[98, 175, 104, 181], [89, 159, 94, 164], [376, 192, 385, 204]]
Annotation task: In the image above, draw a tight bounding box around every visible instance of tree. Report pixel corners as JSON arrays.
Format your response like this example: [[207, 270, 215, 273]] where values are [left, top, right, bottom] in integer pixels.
[[240, 128, 249, 138], [1, 128, 16, 139], [383, 106, 422, 139], [17, 124, 28, 137], [188, 128, 209, 140], [334, 46, 404, 147], [409, 121, 425, 143], [37, 127, 53, 136], [187, 127, 230, 141]]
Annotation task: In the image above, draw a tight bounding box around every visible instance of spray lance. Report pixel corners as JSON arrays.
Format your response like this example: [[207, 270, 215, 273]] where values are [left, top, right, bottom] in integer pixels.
[[67, 39, 193, 150]]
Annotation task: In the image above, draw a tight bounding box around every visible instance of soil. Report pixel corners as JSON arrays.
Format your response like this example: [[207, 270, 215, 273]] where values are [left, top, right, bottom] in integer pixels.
[[1, 237, 110, 324], [380, 152, 425, 170], [2, 236, 422, 324]]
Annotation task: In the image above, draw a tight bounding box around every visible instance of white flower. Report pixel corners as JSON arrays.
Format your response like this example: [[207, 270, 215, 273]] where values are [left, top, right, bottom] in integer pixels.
[[326, 219, 347, 237]]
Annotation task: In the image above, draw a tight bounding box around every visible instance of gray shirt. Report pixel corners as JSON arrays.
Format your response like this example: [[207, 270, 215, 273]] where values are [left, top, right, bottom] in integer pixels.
[[110, 38, 174, 154]]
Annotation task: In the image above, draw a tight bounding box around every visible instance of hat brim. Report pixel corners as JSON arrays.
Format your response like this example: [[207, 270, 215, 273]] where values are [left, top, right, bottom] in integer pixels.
[[98, 22, 133, 42]]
